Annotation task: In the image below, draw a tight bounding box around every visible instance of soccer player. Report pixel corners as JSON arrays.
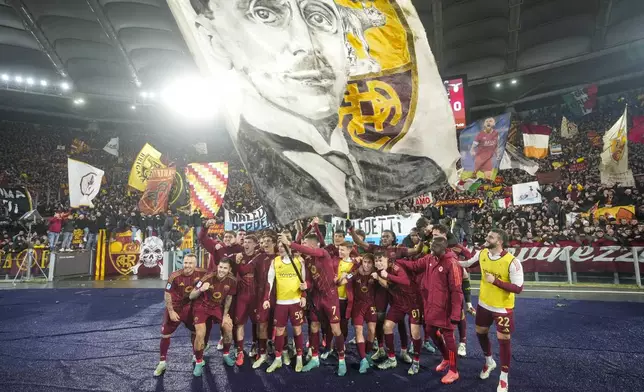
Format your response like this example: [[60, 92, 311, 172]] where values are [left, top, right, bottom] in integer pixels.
[[190, 258, 237, 376], [459, 229, 524, 392], [397, 237, 463, 383], [263, 241, 307, 372], [252, 232, 278, 369], [371, 251, 423, 372], [232, 234, 260, 366], [154, 254, 206, 376], [340, 253, 377, 373], [350, 227, 419, 363], [336, 242, 355, 344], [281, 233, 347, 376]]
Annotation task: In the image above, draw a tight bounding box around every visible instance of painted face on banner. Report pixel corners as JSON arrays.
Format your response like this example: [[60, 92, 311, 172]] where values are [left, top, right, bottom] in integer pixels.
[[197, 0, 348, 121]]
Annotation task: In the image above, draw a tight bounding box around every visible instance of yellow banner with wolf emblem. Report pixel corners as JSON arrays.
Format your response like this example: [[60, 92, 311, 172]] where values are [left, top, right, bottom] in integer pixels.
[[128, 143, 166, 192], [600, 106, 634, 186], [167, 0, 458, 224]]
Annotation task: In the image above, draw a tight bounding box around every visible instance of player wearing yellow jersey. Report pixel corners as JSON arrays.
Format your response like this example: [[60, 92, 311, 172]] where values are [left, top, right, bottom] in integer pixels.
[[336, 242, 356, 340], [263, 241, 307, 373], [459, 229, 523, 392]]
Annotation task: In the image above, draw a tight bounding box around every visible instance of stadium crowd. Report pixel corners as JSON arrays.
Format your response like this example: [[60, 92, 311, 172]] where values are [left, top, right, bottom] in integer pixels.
[[1, 89, 643, 252]]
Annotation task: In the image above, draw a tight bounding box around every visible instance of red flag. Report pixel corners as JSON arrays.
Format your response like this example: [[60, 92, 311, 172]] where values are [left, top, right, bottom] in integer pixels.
[[628, 116, 644, 144]]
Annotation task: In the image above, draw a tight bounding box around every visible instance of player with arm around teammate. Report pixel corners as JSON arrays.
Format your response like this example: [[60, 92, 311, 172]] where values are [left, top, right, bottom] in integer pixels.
[[459, 228, 524, 392]]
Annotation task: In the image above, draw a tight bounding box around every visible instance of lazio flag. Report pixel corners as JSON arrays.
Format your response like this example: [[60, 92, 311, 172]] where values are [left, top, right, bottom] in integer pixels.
[[128, 143, 165, 191]]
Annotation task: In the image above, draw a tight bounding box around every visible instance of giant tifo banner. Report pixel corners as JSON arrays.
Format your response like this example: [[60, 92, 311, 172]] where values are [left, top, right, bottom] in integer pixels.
[[0, 248, 50, 277], [331, 213, 421, 244], [168, 0, 460, 225], [468, 246, 644, 275], [225, 207, 270, 232], [128, 143, 165, 192], [185, 163, 228, 219], [0, 187, 32, 218], [459, 113, 511, 181]]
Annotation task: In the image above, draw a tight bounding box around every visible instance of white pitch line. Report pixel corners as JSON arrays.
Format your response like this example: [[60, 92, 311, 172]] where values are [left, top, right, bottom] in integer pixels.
[[471, 288, 644, 295]]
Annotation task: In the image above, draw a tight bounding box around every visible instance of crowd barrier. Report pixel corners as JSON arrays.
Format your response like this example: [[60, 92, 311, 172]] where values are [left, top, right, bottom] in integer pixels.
[[0, 248, 93, 281]]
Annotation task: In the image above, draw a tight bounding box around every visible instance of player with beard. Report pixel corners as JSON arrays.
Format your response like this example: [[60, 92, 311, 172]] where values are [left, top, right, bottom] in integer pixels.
[[190, 258, 237, 376], [263, 241, 307, 373], [350, 227, 421, 364], [469, 117, 501, 180], [338, 253, 377, 373], [396, 237, 463, 383], [154, 254, 206, 376], [252, 232, 278, 369], [431, 224, 476, 356], [199, 221, 244, 350], [459, 229, 524, 392], [371, 250, 423, 372], [231, 234, 260, 366], [281, 233, 347, 376]]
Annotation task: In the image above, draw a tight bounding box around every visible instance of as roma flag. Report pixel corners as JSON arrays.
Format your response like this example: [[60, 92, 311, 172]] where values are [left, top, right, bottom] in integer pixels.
[[138, 168, 176, 215]]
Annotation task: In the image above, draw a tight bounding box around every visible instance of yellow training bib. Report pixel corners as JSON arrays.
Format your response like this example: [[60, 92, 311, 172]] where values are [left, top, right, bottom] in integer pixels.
[[479, 249, 516, 310], [274, 256, 302, 302], [337, 259, 354, 299]]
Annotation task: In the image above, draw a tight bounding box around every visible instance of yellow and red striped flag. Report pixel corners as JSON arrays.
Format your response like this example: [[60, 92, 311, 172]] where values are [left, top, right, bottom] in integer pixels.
[[185, 162, 228, 218]]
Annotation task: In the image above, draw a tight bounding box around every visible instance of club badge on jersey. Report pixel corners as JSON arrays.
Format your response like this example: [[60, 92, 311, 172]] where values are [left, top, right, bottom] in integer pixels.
[[166, 283, 171, 290]]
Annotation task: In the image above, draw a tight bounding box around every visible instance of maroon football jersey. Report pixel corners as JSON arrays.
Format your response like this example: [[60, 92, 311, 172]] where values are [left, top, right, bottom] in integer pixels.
[[165, 268, 207, 309], [352, 272, 376, 306]]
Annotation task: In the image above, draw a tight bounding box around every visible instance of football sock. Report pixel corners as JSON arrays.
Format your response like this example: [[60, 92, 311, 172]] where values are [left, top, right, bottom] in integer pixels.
[[223, 342, 231, 355], [412, 338, 422, 361], [311, 331, 320, 357], [477, 332, 492, 357], [499, 338, 511, 373], [160, 337, 170, 361], [385, 333, 395, 358], [357, 342, 366, 359], [366, 339, 374, 355], [458, 317, 467, 343], [195, 349, 204, 362], [398, 322, 408, 350], [259, 338, 267, 355], [294, 333, 304, 356], [335, 334, 346, 360], [236, 340, 244, 352], [274, 334, 285, 358]]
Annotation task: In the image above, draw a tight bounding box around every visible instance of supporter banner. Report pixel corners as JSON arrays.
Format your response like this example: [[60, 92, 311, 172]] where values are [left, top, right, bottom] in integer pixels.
[[628, 116, 644, 144], [331, 213, 422, 243], [0, 187, 32, 218], [522, 124, 552, 159], [563, 84, 597, 117], [103, 137, 119, 157], [70, 138, 90, 154], [550, 143, 562, 155], [168, 0, 460, 225], [512, 181, 542, 205], [600, 106, 634, 186], [128, 143, 165, 192], [0, 248, 50, 276], [435, 198, 483, 207], [194, 142, 208, 155], [67, 158, 104, 208], [179, 227, 194, 250], [568, 161, 588, 172], [225, 207, 270, 231], [185, 163, 228, 218], [72, 229, 84, 245], [103, 230, 163, 277], [499, 143, 539, 175], [459, 113, 510, 181], [587, 131, 602, 147], [413, 193, 433, 207], [536, 171, 562, 184], [468, 246, 641, 274], [168, 170, 190, 212], [208, 223, 224, 236], [139, 168, 176, 215]]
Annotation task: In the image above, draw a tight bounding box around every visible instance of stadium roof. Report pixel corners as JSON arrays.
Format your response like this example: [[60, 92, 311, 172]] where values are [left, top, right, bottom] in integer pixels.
[[0, 0, 644, 124]]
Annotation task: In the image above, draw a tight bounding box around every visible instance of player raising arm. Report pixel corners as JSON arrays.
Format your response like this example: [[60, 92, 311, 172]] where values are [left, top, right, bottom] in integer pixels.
[[459, 229, 524, 392], [190, 258, 237, 376]]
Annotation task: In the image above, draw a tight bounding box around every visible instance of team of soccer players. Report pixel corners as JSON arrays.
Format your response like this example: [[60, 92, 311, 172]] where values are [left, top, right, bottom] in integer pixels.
[[155, 218, 523, 392]]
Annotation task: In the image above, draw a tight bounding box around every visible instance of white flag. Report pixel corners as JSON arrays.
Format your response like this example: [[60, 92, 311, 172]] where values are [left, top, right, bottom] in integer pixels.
[[600, 106, 634, 186], [560, 116, 578, 139], [500, 143, 539, 175], [68, 158, 104, 208], [103, 137, 119, 157], [194, 142, 208, 155]]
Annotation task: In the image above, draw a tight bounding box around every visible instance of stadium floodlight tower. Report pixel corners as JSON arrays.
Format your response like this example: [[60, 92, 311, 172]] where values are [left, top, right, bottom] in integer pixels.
[[12, 209, 48, 284]]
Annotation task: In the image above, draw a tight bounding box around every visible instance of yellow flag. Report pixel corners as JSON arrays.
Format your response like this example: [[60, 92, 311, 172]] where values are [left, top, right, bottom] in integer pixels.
[[128, 143, 165, 191]]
